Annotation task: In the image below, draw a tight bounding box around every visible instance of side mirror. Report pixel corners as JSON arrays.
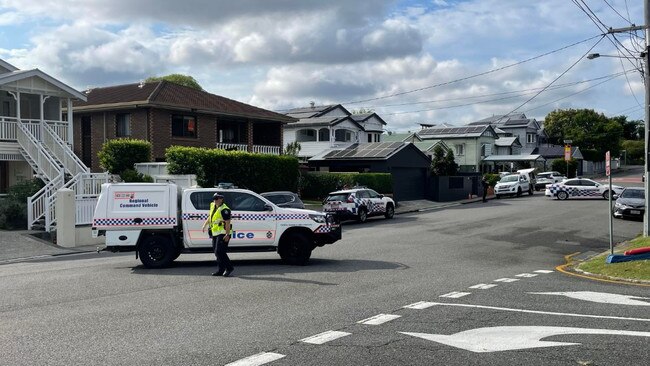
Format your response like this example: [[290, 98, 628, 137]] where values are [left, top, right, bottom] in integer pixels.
[[264, 204, 274, 211], [379, 194, 384, 198], [612, 194, 619, 199]]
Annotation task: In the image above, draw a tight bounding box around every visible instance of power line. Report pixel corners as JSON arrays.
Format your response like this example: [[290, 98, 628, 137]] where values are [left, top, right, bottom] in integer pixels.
[[340, 35, 602, 105], [500, 35, 606, 116], [603, 0, 633, 24]]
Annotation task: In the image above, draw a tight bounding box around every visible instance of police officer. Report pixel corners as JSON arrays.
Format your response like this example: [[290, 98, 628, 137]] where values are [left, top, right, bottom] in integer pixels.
[[481, 176, 489, 202], [202, 193, 234, 277]]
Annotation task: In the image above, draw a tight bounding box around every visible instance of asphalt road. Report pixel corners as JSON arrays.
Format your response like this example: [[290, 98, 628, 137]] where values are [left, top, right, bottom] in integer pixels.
[[1, 173, 648, 366]]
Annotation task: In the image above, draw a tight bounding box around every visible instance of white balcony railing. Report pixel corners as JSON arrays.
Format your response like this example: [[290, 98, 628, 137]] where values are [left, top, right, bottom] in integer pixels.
[[216, 142, 281, 155], [0, 117, 69, 143]]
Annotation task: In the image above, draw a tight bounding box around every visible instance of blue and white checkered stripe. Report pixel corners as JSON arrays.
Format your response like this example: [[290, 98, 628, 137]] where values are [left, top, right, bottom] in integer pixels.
[[93, 217, 177, 226], [352, 196, 384, 214], [182, 212, 310, 221], [548, 185, 600, 197], [314, 225, 339, 233]]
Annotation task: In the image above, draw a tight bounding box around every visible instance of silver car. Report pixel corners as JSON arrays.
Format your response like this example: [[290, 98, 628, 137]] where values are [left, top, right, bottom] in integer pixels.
[[613, 187, 645, 220]]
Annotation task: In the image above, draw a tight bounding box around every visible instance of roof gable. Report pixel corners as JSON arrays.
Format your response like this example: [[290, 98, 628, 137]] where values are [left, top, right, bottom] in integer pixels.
[[0, 59, 18, 74], [419, 125, 496, 139], [0, 69, 86, 100]]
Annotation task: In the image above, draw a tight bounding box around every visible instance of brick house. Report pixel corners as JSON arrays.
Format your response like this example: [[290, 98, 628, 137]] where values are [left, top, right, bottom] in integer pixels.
[[70, 81, 296, 171]]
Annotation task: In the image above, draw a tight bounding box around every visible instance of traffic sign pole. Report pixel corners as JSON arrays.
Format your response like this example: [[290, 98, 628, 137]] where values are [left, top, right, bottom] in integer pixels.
[[606, 151, 613, 255]]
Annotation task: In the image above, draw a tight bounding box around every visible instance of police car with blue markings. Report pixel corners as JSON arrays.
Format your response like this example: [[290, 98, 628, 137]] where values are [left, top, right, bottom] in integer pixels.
[[545, 177, 624, 200], [92, 183, 341, 268], [323, 187, 395, 223]]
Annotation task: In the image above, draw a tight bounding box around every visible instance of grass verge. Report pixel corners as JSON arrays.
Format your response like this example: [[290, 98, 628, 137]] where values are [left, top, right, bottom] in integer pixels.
[[577, 237, 650, 281]]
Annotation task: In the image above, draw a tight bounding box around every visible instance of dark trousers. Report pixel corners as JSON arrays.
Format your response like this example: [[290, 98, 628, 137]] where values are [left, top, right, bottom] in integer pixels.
[[213, 234, 233, 272], [482, 186, 488, 201]]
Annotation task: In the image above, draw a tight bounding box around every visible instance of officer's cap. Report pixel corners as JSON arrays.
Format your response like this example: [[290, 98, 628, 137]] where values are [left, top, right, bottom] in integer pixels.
[[213, 193, 224, 200]]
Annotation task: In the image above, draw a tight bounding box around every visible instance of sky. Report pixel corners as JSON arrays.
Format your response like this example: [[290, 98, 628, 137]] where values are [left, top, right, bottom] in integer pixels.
[[0, 0, 646, 132]]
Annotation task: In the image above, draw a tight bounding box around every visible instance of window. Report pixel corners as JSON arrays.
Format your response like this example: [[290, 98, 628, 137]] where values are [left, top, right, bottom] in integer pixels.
[[172, 115, 197, 138], [527, 133, 536, 144], [368, 134, 372, 143], [116, 113, 131, 137], [296, 129, 317, 142], [455, 144, 464, 156], [189, 191, 267, 211], [318, 128, 329, 141], [374, 134, 381, 142], [367, 189, 380, 198], [335, 129, 354, 142], [356, 190, 369, 199]]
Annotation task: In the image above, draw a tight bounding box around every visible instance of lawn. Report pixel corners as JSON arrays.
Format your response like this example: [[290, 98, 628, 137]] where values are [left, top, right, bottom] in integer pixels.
[[577, 236, 650, 281]]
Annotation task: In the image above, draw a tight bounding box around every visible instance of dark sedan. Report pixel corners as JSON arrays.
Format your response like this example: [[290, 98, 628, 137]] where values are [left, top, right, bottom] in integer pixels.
[[613, 187, 645, 220], [261, 191, 305, 209]]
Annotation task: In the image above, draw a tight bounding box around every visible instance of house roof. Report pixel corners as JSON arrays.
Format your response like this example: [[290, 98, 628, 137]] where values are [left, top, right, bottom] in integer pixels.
[[311, 142, 426, 161], [287, 115, 363, 129], [419, 125, 496, 139], [412, 140, 449, 152], [0, 69, 87, 100], [382, 132, 422, 143], [494, 136, 521, 147], [284, 104, 350, 119], [483, 154, 545, 162], [350, 112, 387, 126], [0, 59, 18, 73], [73, 81, 295, 122]]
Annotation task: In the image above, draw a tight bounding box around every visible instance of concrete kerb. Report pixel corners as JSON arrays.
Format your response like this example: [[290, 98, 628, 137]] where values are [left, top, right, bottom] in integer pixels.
[[556, 250, 650, 286]]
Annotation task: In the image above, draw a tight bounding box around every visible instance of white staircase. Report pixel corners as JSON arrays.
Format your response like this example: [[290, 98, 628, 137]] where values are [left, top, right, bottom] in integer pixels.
[[16, 121, 109, 231]]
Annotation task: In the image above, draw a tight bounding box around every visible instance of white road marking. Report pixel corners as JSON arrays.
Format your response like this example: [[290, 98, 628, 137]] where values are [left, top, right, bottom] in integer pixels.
[[534, 270, 554, 274], [530, 291, 650, 306], [440, 291, 471, 298], [225, 352, 285, 366], [515, 273, 538, 278], [300, 330, 351, 344], [404, 301, 438, 310], [419, 302, 650, 322], [401, 326, 650, 353], [494, 278, 519, 283], [358, 314, 401, 325], [469, 284, 498, 290]]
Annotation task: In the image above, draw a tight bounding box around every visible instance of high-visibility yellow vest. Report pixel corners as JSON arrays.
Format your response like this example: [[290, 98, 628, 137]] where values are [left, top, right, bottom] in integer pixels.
[[210, 203, 231, 236]]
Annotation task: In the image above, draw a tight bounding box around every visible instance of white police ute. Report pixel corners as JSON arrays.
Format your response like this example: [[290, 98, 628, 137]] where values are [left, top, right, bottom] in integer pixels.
[[323, 187, 395, 223], [546, 178, 624, 200]]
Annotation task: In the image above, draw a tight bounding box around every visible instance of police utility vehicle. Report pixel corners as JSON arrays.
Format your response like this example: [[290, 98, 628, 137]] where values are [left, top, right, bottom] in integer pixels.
[[92, 183, 341, 268]]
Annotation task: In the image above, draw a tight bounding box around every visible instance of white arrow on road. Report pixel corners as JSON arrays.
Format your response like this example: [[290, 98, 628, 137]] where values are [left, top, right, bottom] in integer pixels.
[[400, 326, 650, 353], [530, 291, 650, 306]]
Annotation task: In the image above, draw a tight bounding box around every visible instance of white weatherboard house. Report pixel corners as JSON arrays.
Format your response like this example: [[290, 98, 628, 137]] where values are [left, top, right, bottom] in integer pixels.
[[0, 58, 108, 232], [283, 104, 386, 159]]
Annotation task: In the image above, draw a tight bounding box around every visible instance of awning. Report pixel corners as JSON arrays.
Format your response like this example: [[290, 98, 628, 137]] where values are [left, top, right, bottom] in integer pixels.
[[482, 154, 545, 162]]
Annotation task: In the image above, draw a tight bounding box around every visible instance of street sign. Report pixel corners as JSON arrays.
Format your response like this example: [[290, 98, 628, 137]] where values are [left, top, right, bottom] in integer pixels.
[[606, 151, 611, 176], [564, 145, 571, 161]]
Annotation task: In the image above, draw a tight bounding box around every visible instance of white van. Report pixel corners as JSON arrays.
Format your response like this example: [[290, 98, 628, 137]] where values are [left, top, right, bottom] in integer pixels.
[[516, 168, 537, 195]]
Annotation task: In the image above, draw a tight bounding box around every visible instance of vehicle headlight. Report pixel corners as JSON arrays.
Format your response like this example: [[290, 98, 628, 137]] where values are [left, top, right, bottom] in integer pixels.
[[614, 202, 628, 209], [309, 214, 326, 223]]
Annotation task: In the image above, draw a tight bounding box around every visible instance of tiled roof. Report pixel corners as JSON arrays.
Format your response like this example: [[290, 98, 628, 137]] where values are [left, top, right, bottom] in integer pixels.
[[73, 81, 295, 122]]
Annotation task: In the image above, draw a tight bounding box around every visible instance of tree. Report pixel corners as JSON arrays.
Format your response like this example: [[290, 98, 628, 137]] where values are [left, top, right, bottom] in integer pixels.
[[611, 116, 643, 140], [543, 108, 623, 159], [284, 141, 301, 156], [145, 74, 203, 91], [431, 145, 458, 175]]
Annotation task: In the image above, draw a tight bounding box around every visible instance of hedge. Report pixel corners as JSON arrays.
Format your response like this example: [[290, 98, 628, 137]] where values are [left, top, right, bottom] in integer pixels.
[[300, 172, 392, 200], [165, 146, 299, 192], [0, 179, 44, 229], [98, 139, 152, 174]]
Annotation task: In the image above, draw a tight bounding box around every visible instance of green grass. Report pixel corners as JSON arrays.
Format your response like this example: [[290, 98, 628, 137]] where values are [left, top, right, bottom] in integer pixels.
[[577, 236, 650, 281]]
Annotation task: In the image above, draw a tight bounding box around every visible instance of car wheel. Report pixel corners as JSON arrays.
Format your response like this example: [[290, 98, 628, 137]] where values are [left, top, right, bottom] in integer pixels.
[[602, 190, 610, 200], [535, 187, 541, 192], [357, 208, 368, 223], [384, 204, 394, 219], [496, 195, 501, 199], [279, 231, 312, 265], [557, 191, 569, 200], [138, 235, 176, 268], [516, 187, 522, 197]]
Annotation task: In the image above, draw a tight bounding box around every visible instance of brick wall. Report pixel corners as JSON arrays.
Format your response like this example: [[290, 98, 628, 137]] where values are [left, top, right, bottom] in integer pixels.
[[150, 109, 217, 161]]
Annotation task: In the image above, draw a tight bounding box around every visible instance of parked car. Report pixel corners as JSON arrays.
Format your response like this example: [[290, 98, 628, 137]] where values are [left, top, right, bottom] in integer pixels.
[[535, 171, 566, 191], [546, 178, 624, 200], [613, 187, 645, 220], [260, 191, 305, 209], [516, 168, 537, 195], [494, 174, 532, 198], [323, 187, 395, 223]]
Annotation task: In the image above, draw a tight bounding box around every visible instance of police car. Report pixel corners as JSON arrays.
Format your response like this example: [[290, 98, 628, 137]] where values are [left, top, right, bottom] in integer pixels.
[[323, 187, 395, 223], [546, 178, 624, 200]]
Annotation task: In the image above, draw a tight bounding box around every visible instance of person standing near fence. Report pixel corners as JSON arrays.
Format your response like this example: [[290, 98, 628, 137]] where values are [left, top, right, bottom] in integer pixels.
[[481, 176, 489, 202]]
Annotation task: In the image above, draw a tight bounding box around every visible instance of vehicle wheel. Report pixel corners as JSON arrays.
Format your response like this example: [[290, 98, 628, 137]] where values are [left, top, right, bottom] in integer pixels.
[[602, 190, 610, 200], [496, 195, 501, 199], [528, 187, 534, 195], [557, 191, 569, 200], [516, 187, 522, 197], [384, 204, 394, 219], [279, 231, 312, 265], [535, 187, 540, 192], [357, 208, 368, 223], [138, 235, 176, 268]]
